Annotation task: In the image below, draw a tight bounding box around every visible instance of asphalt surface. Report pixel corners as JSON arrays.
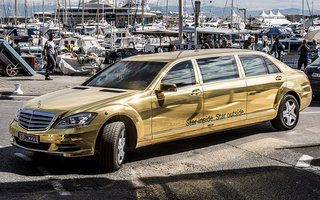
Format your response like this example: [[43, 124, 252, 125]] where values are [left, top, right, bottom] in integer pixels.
[[0, 72, 90, 101]]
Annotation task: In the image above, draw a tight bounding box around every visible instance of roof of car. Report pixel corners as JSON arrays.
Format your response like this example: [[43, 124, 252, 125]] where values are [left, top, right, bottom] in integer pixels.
[[123, 49, 253, 63]]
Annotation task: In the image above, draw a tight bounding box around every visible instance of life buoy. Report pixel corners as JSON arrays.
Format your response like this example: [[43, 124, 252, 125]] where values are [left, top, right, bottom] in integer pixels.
[[129, 41, 135, 46]]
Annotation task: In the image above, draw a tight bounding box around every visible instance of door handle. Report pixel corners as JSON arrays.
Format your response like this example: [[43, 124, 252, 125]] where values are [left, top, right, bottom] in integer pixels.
[[275, 75, 282, 81], [191, 89, 201, 96]]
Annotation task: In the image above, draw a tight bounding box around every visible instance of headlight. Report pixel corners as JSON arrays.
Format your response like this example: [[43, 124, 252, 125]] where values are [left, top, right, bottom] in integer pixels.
[[14, 106, 22, 121], [54, 112, 97, 129]]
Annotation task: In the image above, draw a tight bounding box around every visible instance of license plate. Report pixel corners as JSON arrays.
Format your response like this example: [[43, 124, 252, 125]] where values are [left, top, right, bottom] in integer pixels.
[[312, 73, 320, 78], [18, 132, 39, 144]]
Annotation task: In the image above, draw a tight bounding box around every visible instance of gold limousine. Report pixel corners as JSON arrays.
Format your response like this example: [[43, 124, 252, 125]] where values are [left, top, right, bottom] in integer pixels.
[[10, 49, 312, 171]]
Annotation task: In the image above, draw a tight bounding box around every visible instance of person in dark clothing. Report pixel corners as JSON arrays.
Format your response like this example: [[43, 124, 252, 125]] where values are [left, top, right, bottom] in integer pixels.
[[297, 39, 311, 70], [244, 35, 255, 50], [168, 43, 177, 51], [200, 38, 210, 49], [271, 38, 285, 61]]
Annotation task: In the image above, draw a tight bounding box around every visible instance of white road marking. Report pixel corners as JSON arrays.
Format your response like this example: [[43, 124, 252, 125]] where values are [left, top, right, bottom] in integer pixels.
[[130, 169, 146, 188], [300, 111, 320, 114], [14, 153, 71, 196], [296, 155, 313, 168], [296, 155, 320, 175], [0, 100, 28, 103], [131, 179, 146, 188]]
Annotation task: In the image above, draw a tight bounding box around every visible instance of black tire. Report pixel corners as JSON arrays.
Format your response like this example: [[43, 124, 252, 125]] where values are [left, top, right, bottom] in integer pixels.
[[98, 122, 126, 171], [271, 94, 299, 131]]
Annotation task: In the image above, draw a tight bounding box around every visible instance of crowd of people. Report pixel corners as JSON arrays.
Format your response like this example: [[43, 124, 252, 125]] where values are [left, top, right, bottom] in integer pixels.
[[187, 35, 319, 70]]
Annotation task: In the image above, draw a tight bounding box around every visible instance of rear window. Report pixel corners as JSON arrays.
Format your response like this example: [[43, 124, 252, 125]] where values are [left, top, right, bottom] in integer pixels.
[[85, 61, 167, 90], [263, 57, 281, 74]]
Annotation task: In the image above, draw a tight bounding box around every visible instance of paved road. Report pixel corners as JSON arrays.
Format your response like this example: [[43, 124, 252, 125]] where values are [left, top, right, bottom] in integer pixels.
[[1, 99, 320, 199], [0, 73, 88, 100]]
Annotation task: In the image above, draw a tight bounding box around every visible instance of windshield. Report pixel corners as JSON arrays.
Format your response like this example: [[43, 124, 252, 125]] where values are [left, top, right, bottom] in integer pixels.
[[311, 58, 320, 66], [85, 61, 167, 90]]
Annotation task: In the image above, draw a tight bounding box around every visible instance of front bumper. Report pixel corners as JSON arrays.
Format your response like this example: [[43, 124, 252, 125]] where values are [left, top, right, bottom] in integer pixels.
[[9, 121, 100, 157]]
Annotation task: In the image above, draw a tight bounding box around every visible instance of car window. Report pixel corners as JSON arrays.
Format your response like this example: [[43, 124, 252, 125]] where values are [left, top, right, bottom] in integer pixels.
[[311, 57, 320, 65], [239, 55, 268, 77], [85, 61, 167, 90], [196, 55, 239, 83], [263, 57, 281, 74], [161, 60, 195, 88]]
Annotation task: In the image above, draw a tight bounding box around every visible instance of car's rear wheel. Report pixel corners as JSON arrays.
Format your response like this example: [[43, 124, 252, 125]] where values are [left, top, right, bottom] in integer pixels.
[[271, 94, 299, 131], [98, 121, 126, 171]]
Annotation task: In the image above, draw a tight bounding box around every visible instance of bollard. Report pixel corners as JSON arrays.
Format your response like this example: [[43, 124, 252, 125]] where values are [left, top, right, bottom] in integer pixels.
[[13, 83, 23, 95]]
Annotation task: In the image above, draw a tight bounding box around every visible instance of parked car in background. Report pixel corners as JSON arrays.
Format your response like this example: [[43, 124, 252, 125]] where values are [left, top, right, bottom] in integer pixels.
[[10, 49, 312, 171], [305, 58, 320, 99]]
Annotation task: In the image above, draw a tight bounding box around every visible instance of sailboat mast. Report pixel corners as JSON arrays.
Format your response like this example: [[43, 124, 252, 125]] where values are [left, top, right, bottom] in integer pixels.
[[42, 0, 44, 35], [102, 0, 104, 21], [142, 0, 144, 30], [14, 0, 17, 25], [58, 0, 61, 37], [0, 0, 2, 25], [82, 0, 84, 25], [302, 0, 305, 33], [231, 0, 233, 30], [64, 0, 67, 26], [166, 0, 168, 29], [97, 0, 99, 38], [25, 0, 27, 26]]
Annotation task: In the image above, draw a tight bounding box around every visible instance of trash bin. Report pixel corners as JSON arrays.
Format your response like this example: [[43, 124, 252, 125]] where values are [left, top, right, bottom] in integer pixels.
[[109, 51, 117, 62], [22, 55, 36, 70]]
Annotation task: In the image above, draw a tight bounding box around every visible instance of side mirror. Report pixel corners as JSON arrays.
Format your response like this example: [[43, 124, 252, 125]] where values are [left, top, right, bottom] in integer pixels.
[[158, 82, 177, 92]]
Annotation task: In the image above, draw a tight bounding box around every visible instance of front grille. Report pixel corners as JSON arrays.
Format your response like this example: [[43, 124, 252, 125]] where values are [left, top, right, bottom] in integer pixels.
[[58, 144, 81, 152], [18, 109, 56, 131], [15, 136, 51, 150]]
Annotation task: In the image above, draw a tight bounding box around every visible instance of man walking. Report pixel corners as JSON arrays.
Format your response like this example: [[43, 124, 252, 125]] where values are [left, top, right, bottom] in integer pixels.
[[44, 33, 56, 80], [271, 38, 285, 61]]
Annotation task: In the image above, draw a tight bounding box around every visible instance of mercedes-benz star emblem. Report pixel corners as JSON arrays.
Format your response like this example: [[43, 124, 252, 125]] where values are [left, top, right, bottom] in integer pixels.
[[37, 101, 42, 109]]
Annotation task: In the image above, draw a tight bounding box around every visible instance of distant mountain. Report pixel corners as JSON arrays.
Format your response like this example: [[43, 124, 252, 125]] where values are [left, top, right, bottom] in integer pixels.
[[150, 4, 320, 18]]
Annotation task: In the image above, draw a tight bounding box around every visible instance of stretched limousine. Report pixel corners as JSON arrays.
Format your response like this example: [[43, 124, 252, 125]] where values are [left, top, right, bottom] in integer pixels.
[[10, 49, 312, 171]]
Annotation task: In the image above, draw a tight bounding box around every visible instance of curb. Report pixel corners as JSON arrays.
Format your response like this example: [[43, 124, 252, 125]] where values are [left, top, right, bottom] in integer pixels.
[[0, 93, 39, 101]]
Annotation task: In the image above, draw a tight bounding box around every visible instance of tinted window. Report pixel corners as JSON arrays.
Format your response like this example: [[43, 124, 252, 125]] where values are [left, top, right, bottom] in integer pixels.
[[196, 55, 239, 83], [239, 55, 268, 77], [86, 61, 166, 90], [162, 60, 195, 88], [264, 57, 281, 74]]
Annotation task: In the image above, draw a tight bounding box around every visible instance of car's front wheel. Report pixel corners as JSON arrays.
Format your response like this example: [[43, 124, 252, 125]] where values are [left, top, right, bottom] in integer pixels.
[[271, 94, 299, 131], [98, 121, 126, 171]]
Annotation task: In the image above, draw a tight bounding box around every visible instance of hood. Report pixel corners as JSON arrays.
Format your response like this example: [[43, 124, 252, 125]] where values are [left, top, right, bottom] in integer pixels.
[[22, 86, 136, 115]]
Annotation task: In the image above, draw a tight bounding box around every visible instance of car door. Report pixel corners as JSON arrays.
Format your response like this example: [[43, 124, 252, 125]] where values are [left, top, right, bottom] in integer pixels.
[[196, 55, 247, 130], [151, 60, 204, 140], [238, 54, 286, 120]]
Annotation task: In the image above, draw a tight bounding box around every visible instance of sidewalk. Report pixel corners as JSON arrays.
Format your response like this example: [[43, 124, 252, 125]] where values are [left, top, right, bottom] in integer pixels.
[[0, 72, 90, 101]]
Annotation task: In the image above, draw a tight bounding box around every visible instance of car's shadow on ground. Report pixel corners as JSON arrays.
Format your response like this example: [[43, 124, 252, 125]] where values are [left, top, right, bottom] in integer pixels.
[[1, 166, 320, 199], [0, 121, 278, 176]]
